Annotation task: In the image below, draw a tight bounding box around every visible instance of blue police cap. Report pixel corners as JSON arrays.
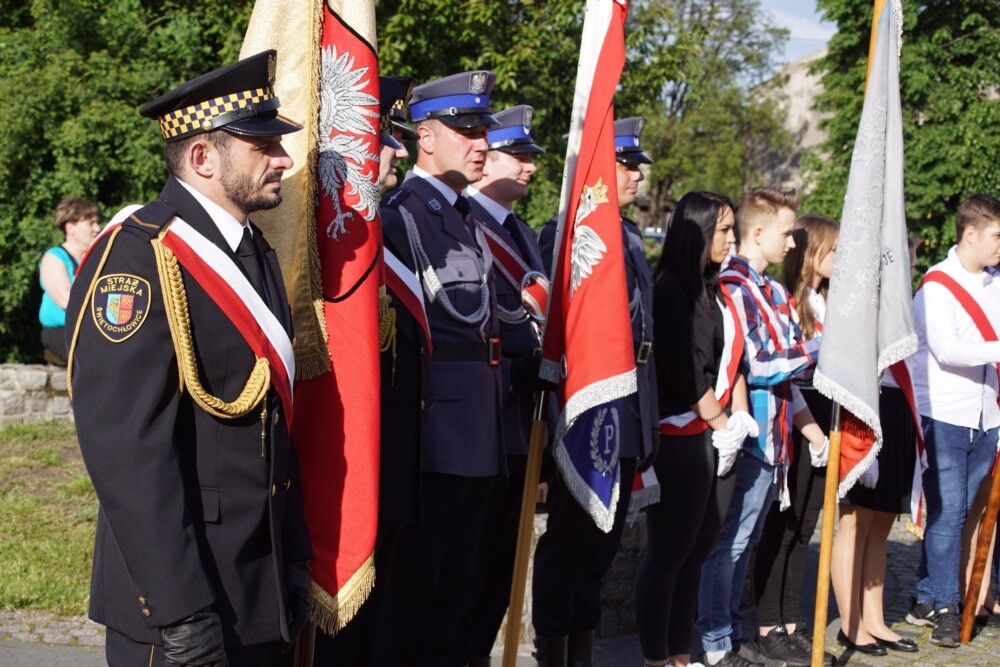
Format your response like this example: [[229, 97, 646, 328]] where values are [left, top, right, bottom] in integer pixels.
[[614, 116, 653, 164], [488, 105, 544, 155], [140, 50, 302, 143], [409, 71, 500, 129], [379, 77, 404, 150], [387, 76, 418, 141]]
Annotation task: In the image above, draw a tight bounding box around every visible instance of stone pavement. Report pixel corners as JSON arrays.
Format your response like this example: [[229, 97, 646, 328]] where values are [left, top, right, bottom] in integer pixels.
[[4, 515, 1000, 665]]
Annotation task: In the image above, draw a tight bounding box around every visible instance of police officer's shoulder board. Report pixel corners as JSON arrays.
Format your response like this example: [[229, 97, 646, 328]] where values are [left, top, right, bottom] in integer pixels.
[[381, 187, 413, 210]]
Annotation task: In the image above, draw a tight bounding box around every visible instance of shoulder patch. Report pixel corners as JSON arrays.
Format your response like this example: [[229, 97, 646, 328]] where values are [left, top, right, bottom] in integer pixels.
[[123, 201, 177, 240], [91, 273, 151, 342], [381, 188, 412, 210], [426, 197, 443, 214]]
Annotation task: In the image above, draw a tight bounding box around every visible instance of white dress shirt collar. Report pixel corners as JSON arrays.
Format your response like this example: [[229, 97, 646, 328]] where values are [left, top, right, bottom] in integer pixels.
[[465, 187, 510, 226], [175, 177, 248, 253], [410, 165, 460, 207]]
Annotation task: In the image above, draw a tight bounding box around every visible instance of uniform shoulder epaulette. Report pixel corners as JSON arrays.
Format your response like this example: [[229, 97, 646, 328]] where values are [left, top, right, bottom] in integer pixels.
[[622, 216, 638, 227], [381, 188, 412, 210], [123, 200, 177, 240]]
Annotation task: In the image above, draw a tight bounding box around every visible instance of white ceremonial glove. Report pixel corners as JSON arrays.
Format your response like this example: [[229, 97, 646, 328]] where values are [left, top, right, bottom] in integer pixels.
[[858, 458, 880, 489], [712, 424, 743, 477], [728, 410, 760, 439], [809, 436, 830, 468]]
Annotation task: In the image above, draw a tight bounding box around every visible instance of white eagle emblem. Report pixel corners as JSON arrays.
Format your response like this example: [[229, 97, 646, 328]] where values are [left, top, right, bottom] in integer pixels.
[[318, 46, 381, 241], [570, 178, 609, 294]]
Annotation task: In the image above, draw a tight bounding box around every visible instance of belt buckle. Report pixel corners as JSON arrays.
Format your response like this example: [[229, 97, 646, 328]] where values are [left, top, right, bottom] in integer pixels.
[[488, 338, 502, 366], [636, 341, 652, 365]]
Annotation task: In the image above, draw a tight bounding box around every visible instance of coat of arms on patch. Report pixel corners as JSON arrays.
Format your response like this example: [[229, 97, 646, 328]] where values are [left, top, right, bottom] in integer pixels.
[[91, 273, 151, 343]]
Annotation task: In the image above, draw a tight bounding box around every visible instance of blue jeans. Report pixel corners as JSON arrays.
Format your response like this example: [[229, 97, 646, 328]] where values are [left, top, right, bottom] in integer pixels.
[[916, 417, 998, 610], [696, 452, 777, 652]]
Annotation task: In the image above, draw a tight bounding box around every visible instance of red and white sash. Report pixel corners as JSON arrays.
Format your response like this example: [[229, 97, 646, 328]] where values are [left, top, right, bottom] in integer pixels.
[[383, 246, 432, 354], [659, 295, 745, 436], [86, 212, 296, 424], [477, 219, 533, 292]]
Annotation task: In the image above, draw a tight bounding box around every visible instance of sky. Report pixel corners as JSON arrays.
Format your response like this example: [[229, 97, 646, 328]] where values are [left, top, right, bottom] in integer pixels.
[[758, 0, 837, 65]]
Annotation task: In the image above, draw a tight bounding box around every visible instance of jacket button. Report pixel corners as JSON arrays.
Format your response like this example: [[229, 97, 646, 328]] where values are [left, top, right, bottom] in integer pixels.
[[271, 484, 277, 497], [139, 597, 147, 605], [142, 609, 151, 617], [420, 400, 426, 409], [273, 411, 280, 426], [284, 479, 291, 490]]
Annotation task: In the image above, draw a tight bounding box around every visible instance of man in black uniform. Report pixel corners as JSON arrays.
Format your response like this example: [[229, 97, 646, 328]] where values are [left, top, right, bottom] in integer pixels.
[[374, 70, 505, 666], [532, 117, 659, 666], [465, 104, 550, 664], [65, 50, 311, 667]]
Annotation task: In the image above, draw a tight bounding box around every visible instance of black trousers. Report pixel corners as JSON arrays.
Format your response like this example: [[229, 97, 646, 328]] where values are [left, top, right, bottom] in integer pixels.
[[313, 525, 402, 666], [106, 628, 289, 667], [635, 432, 738, 659], [469, 454, 527, 657], [373, 471, 494, 666], [531, 457, 636, 637], [753, 389, 830, 627]]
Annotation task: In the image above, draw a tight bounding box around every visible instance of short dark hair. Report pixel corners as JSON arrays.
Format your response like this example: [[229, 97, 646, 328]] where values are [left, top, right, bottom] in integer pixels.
[[54, 197, 100, 231], [955, 193, 1000, 239], [163, 131, 232, 177]]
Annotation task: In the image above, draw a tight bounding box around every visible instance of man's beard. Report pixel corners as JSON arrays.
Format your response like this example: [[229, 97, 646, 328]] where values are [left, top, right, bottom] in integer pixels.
[[220, 155, 283, 214]]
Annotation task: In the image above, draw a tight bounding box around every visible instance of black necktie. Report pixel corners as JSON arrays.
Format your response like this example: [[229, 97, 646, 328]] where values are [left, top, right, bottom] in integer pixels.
[[236, 226, 266, 298], [454, 195, 477, 236]]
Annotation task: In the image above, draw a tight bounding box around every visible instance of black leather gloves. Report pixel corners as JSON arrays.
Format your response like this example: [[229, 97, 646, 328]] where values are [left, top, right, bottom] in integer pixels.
[[509, 353, 559, 393], [160, 608, 228, 667], [282, 561, 312, 652]]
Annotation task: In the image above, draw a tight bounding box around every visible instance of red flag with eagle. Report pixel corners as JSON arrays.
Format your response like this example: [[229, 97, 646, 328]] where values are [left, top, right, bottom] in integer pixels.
[[242, 0, 381, 634], [539, 0, 635, 532]]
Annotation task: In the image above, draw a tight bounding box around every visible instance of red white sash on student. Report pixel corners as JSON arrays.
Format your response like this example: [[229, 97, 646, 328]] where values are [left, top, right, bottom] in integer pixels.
[[92, 214, 296, 424], [659, 295, 745, 436], [383, 246, 432, 354]]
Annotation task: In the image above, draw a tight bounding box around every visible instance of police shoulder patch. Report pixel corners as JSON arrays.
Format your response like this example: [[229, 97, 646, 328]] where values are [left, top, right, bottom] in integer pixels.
[[91, 273, 152, 343]]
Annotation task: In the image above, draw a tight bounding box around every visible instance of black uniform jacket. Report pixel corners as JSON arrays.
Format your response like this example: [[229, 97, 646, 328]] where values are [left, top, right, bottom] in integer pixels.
[[380, 176, 505, 477], [468, 199, 545, 457], [537, 216, 658, 459], [65, 177, 311, 647], [378, 236, 430, 527]]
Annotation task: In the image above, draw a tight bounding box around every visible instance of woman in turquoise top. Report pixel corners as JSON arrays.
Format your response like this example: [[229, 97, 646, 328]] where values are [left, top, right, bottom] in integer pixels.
[[39, 197, 100, 364]]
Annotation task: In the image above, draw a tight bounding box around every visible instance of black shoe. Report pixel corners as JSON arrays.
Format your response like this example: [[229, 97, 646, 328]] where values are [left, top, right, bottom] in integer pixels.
[[756, 627, 811, 666], [987, 613, 1000, 629], [732, 638, 766, 665], [929, 608, 961, 648], [708, 650, 762, 667], [873, 636, 918, 652], [788, 628, 835, 666], [836, 630, 888, 656], [533, 636, 568, 666], [905, 596, 937, 627]]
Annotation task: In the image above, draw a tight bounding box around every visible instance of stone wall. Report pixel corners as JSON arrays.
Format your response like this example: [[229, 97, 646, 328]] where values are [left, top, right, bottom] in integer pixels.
[[0, 364, 73, 426]]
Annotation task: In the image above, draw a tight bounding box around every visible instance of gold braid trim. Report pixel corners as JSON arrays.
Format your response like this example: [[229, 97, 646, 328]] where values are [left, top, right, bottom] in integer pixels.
[[151, 236, 270, 419], [309, 553, 375, 636], [904, 518, 924, 540], [66, 227, 124, 399]]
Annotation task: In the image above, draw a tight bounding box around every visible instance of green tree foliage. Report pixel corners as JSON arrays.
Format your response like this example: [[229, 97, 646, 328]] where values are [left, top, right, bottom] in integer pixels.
[[624, 0, 791, 215], [0, 0, 252, 361], [803, 0, 1000, 269]]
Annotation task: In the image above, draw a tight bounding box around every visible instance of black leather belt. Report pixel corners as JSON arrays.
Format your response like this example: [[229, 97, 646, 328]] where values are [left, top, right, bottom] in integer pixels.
[[432, 338, 502, 365]]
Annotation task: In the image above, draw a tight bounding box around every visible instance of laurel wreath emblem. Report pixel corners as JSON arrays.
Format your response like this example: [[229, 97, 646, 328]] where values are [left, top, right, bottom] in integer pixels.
[[589, 407, 620, 476]]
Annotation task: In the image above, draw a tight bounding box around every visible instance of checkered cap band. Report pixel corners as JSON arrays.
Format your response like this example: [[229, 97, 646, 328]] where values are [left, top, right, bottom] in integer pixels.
[[157, 87, 274, 140]]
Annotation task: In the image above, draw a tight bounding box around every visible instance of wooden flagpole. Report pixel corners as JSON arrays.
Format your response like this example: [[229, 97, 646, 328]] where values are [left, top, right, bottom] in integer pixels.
[[960, 459, 1000, 642], [502, 393, 549, 667], [811, 404, 842, 666], [811, 5, 885, 664]]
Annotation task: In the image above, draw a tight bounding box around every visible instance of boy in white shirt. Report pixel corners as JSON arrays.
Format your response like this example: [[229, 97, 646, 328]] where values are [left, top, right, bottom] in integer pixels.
[[909, 193, 1000, 647]]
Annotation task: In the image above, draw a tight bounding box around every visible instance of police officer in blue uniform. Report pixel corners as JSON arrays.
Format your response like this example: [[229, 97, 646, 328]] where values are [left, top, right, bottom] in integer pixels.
[[65, 50, 311, 667], [374, 71, 506, 666], [532, 117, 659, 666], [465, 105, 551, 664]]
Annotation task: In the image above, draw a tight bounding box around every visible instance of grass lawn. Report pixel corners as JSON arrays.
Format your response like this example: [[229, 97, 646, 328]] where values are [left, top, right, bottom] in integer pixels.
[[0, 421, 95, 616]]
